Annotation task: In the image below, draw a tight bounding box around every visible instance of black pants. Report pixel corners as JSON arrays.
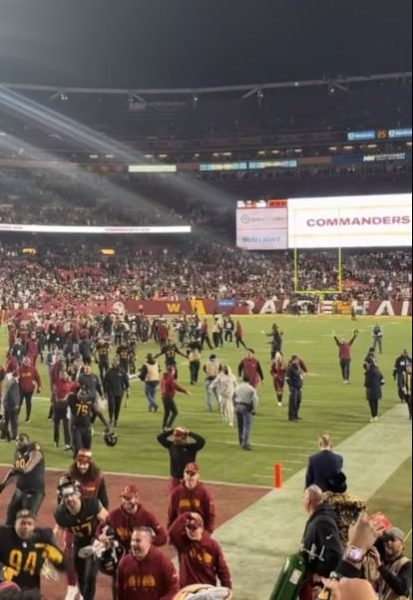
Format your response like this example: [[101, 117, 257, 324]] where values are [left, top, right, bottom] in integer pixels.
[[71, 425, 92, 457], [4, 408, 19, 441], [6, 489, 45, 526], [368, 397, 379, 418], [200, 334, 213, 350], [19, 391, 33, 421], [162, 396, 178, 429], [224, 330, 233, 343], [373, 337, 383, 353], [53, 406, 70, 446], [236, 336, 247, 349], [340, 359, 351, 381], [108, 394, 123, 424], [74, 549, 99, 600], [189, 361, 200, 384], [98, 358, 110, 383], [288, 388, 302, 421]]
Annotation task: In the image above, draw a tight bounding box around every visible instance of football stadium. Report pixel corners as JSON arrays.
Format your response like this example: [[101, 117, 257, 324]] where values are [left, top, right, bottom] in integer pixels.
[[0, 2, 412, 600]]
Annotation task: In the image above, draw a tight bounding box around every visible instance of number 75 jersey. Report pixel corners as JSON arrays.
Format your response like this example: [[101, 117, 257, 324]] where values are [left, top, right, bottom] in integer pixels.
[[0, 526, 64, 589]]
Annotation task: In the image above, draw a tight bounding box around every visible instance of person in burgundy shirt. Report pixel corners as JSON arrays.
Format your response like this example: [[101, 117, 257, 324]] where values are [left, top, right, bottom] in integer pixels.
[[98, 484, 167, 552], [270, 352, 287, 407], [117, 527, 179, 600], [160, 367, 191, 430], [169, 512, 232, 590], [53, 370, 77, 449], [238, 349, 264, 389], [168, 463, 216, 533], [18, 357, 41, 423], [333, 330, 359, 383], [25, 331, 43, 367]]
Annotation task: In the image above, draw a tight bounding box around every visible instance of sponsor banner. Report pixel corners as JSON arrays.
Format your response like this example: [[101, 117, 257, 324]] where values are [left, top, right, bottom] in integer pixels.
[[128, 164, 177, 173], [347, 130, 376, 141], [288, 194, 412, 248], [388, 128, 412, 139], [236, 206, 288, 250], [4, 299, 411, 319], [0, 224, 192, 234]]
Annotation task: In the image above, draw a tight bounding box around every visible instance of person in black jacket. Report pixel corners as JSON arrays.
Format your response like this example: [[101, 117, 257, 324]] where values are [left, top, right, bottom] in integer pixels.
[[301, 485, 342, 598], [364, 360, 384, 422], [103, 360, 129, 427], [370, 527, 412, 599], [286, 356, 304, 422], [157, 427, 206, 490], [305, 434, 344, 492], [393, 349, 412, 403]]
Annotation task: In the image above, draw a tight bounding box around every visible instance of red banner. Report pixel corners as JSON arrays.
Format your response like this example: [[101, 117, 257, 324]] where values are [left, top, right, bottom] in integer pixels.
[[3, 299, 411, 320]]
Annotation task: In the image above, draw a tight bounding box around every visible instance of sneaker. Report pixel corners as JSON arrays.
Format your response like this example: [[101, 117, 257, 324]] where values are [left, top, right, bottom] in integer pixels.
[[65, 445, 72, 452], [64, 586, 79, 600], [25, 418, 31, 423], [277, 402, 283, 407], [370, 417, 376, 423], [374, 416, 379, 422], [54, 442, 59, 448]]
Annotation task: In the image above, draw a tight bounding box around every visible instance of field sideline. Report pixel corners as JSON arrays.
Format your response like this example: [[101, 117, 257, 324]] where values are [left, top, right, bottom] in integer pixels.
[[0, 315, 411, 539]]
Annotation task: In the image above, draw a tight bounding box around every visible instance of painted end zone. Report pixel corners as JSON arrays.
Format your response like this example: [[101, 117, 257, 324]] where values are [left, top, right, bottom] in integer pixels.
[[0, 467, 269, 600]]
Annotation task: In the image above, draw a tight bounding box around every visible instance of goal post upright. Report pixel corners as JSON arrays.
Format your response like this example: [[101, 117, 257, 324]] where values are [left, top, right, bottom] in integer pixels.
[[293, 246, 344, 295]]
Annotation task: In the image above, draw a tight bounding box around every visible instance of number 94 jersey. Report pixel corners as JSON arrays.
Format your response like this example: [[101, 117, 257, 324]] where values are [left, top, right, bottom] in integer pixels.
[[54, 498, 101, 548], [0, 526, 64, 589]]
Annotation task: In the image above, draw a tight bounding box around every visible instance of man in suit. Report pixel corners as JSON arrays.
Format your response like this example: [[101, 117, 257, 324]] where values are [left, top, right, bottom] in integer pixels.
[[305, 434, 344, 491]]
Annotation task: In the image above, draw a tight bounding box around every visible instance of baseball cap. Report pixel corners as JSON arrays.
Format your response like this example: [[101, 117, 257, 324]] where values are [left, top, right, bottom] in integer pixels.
[[184, 463, 200, 475], [386, 527, 405, 542], [76, 449, 93, 464], [120, 484, 139, 499]]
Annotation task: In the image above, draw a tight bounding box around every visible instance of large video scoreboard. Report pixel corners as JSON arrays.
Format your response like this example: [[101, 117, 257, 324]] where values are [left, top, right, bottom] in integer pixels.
[[236, 194, 412, 250]]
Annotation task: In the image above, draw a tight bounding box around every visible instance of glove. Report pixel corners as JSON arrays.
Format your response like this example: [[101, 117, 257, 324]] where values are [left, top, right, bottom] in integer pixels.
[[41, 559, 60, 582]]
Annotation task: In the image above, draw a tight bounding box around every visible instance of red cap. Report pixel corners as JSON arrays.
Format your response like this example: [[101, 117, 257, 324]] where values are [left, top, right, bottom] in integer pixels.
[[120, 484, 139, 499], [187, 513, 204, 529], [184, 463, 200, 475], [76, 449, 93, 464]]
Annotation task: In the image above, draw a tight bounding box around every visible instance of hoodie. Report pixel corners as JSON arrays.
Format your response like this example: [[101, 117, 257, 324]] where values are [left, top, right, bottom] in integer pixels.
[[302, 502, 343, 576]]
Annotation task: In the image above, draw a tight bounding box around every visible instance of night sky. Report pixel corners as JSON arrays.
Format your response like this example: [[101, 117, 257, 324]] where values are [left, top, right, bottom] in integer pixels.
[[0, 0, 411, 89]]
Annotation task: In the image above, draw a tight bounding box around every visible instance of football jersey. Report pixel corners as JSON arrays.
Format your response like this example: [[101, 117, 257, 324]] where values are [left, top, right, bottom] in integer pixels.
[[14, 443, 45, 494], [0, 526, 64, 590], [54, 497, 101, 547]]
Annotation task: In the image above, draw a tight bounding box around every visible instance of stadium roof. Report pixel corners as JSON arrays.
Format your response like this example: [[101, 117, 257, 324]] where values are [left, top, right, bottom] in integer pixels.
[[0, 0, 411, 89]]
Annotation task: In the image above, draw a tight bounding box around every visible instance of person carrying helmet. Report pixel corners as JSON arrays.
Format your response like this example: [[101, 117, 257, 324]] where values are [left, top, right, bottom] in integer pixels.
[[67, 385, 112, 458], [54, 476, 108, 600]]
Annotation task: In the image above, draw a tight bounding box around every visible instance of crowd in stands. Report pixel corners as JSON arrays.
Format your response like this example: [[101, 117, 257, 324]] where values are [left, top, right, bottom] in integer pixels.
[[0, 239, 411, 309]]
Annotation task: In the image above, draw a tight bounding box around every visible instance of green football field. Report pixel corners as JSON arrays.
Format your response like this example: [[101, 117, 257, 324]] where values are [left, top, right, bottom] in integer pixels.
[[0, 314, 412, 550]]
